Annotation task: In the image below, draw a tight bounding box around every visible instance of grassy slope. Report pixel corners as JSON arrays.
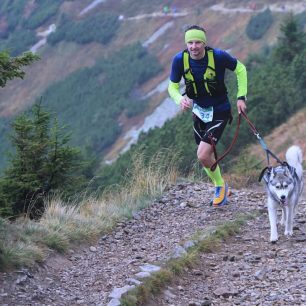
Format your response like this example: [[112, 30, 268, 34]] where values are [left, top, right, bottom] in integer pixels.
[[244, 108, 306, 164]]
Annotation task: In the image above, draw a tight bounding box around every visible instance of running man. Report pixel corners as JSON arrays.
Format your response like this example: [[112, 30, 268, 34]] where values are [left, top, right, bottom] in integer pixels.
[[168, 25, 247, 207]]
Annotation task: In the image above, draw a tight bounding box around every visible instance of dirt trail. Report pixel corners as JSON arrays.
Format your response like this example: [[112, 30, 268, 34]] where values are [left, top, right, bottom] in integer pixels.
[[1, 172, 306, 305], [149, 176, 306, 306]]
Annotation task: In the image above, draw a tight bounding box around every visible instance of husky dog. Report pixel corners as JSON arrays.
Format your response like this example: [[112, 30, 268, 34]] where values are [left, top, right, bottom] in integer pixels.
[[262, 145, 303, 242]]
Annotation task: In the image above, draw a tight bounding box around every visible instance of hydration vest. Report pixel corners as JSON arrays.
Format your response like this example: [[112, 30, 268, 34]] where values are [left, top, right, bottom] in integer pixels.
[[183, 47, 227, 99]]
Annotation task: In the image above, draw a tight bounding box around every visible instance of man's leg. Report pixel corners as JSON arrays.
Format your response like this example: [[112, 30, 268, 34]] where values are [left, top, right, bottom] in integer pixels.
[[197, 141, 228, 206]]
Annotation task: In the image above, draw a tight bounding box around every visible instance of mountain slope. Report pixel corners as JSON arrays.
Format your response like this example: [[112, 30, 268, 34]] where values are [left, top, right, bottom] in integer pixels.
[[0, 0, 305, 169]]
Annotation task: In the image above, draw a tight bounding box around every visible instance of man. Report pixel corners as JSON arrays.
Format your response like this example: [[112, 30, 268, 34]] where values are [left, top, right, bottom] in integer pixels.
[[168, 25, 247, 207]]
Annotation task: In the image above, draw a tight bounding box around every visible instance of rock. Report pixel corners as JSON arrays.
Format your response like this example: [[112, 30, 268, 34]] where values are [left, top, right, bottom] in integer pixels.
[[107, 298, 121, 306], [180, 202, 187, 208], [134, 272, 151, 279], [139, 263, 161, 273], [126, 278, 142, 285], [188, 302, 201, 306], [89, 246, 97, 252], [15, 275, 28, 285], [172, 245, 187, 258], [295, 237, 306, 242], [183, 240, 196, 249], [164, 289, 176, 299], [213, 287, 239, 298], [109, 285, 135, 299]]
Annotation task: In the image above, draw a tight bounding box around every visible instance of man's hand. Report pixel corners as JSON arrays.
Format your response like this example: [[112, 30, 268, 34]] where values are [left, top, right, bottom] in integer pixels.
[[180, 97, 193, 111], [237, 99, 247, 114]]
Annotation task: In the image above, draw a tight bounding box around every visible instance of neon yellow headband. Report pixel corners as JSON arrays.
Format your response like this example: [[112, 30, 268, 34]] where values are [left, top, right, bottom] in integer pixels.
[[184, 29, 206, 44]]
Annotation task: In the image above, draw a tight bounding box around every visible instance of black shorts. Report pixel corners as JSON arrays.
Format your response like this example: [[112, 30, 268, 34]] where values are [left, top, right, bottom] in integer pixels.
[[193, 110, 231, 145]]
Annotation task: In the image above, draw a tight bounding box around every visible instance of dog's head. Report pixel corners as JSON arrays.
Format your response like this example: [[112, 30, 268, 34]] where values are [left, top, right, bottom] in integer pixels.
[[260, 163, 296, 206]]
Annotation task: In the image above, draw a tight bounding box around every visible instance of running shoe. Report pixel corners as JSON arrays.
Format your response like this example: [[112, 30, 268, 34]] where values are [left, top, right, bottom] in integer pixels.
[[212, 183, 228, 207]]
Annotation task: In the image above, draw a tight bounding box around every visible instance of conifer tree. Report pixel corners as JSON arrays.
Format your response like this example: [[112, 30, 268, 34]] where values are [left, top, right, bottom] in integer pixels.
[[0, 51, 39, 87], [273, 15, 306, 64], [0, 50, 39, 217], [0, 102, 85, 218]]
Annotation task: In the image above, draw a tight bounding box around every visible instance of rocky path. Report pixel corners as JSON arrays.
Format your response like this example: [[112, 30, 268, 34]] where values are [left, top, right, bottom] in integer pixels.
[[148, 201, 306, 306], [0, 176, 306, 305]]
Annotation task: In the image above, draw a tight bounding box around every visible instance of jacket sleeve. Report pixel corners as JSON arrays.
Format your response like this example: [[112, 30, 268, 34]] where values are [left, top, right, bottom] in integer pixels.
[[168, 80, 183, 105], [234, 60, 247, 98]]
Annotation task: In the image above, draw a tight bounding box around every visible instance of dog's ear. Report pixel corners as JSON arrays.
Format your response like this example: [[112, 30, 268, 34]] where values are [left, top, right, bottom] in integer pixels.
[[270, 167, 275, 179], [284, 166, 291, 177], [282, 161, 296, 177], [258, 166, 272, 183]]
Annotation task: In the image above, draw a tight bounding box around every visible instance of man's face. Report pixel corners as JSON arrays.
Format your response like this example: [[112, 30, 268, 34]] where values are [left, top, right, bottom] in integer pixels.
[[186, 40, 205, 59]]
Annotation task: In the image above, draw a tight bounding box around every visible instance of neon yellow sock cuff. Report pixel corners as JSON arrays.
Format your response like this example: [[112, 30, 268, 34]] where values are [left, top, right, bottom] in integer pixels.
[[204, 165, 224, 186]]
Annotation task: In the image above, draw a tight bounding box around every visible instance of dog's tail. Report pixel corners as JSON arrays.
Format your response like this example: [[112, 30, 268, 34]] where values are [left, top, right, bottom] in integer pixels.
[[286, 145, 303, 178]]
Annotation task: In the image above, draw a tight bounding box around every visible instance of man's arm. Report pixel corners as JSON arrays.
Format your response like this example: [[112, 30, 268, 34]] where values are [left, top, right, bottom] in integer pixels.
[[168, 80, 192, 110], [234, 60, 247, 113], [168, 80, 183, 105]]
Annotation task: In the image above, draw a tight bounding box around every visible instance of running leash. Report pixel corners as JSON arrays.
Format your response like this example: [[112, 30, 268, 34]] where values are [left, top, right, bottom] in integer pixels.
[[210, 110, 282, 171]]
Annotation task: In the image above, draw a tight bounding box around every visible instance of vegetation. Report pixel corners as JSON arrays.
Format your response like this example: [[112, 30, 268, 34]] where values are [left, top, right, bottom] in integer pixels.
[[42, 43, 161, 152], [22, 0, 63, 30], [296, 11, 306, 29], [0, 49, 39, 171], [0, 0, 28, 33], [47, 12, 119, 45], [0, 43, 161, 171], [246, 8, 273, 40], [0, 152, 178, 270], [120, 0, 166, 17], [0, 0, 64, 56], [0, 102, 87, 218], [0, 30, 38, 56], [0, 51, 39, 87]]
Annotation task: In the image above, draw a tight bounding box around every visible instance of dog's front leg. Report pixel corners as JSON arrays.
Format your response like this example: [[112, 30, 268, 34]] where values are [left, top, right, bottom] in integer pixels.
[[284, 204, 294, 236], [280, 208, 286, 226], [268, 199, 278, 242]]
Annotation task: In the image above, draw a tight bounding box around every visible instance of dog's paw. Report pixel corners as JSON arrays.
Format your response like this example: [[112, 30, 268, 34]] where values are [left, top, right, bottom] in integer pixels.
[[284, 230, 293, 236], [270, 236, 278, 243]]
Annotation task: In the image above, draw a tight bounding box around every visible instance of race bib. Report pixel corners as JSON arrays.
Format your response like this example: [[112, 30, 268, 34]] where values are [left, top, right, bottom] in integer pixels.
[[192, 104, 213, 123]]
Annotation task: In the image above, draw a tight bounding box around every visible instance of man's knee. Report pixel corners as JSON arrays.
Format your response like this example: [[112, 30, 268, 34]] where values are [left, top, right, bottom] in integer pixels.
[[197, 149, 210, 166], [197, 142, 214, 167]]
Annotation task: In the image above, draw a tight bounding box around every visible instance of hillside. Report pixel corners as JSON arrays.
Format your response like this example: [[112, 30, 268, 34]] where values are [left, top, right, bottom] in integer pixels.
[[0, 0, 305, 170], [245, 108, 306, 164]]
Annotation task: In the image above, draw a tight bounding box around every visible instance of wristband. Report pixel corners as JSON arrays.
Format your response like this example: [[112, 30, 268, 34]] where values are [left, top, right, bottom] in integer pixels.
[[237, 96, 247, 101]]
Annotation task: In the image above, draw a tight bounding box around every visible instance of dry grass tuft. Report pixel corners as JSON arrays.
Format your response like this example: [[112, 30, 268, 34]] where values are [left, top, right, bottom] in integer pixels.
[[0, 151, 178, 270]]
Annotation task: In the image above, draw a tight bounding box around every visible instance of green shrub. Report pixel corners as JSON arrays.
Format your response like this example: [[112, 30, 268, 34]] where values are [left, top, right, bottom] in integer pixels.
[[0, 30, 38, 56], [296, 11, 306, 30], [246, 8, 273, 40], [47, 12, 119, 45], [0, 0, 27, 32], [23, 0, 63, 30]]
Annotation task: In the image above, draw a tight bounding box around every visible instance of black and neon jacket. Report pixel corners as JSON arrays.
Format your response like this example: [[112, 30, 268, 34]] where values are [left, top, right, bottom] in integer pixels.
[[168, 47, 247, 112]]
